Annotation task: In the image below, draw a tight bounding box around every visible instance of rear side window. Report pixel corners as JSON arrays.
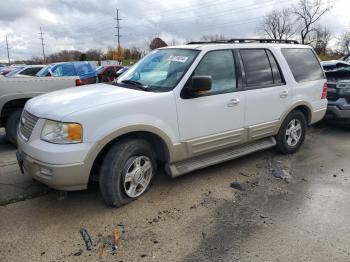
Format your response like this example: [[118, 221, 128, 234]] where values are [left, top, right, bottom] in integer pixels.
[[76, 63, 93, 76], [240, 49, 279, 88], [282, 48, 324, 82], [52, 63, 76, 76]]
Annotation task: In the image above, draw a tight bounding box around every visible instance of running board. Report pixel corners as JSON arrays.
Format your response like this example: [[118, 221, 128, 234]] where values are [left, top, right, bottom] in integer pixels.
[[166, 137, 276, 178]]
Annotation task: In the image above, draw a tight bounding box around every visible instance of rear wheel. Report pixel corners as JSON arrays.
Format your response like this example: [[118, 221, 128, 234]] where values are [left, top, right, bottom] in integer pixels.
[[276, 110, 307, 154], [99, 139, 156, 207], [5, 109, 22, 147]]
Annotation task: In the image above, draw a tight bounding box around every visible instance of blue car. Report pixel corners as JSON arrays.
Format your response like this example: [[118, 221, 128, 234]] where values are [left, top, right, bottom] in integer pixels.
[[36, 61, 97, 85]]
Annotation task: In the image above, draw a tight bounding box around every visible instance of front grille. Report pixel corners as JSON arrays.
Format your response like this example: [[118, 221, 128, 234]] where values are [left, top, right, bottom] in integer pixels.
[[19, 110, 39, 141]]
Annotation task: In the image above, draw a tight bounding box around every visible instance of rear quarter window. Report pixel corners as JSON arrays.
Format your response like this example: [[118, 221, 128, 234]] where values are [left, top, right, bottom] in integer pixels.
[[282, 48, 324, 82]]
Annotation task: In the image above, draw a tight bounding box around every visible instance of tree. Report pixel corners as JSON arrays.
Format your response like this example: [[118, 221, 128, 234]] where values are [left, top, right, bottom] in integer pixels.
[[312, 26, 331, 55], [257, 9, 295, 40], [292, 0, 332, 44], [149, 37, 167, 50], [338, 31, 350, 55]]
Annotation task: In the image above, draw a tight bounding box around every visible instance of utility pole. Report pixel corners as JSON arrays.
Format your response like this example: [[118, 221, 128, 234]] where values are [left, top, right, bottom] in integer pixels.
[[5, 35, 10, 65], [38, 27, 46, 63], [114, 9, 122, 50]]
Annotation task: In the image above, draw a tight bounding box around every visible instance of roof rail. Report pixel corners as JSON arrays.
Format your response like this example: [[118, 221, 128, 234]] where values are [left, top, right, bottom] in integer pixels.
[[187, 38, 299, 45]]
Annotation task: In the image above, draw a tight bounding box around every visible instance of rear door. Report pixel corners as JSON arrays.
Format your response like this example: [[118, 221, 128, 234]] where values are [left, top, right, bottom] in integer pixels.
[[239, 48, 291, 139]]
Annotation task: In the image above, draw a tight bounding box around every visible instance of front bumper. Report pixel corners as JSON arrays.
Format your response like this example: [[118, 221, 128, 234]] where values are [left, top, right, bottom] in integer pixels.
[[17, 118, 94, 191], [16, 150, 88, 191]]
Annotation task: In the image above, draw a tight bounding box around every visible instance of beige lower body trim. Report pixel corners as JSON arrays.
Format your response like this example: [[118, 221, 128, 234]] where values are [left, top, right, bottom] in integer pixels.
[[247, 120, 280, 140], [183, 129, 246, 157], [310, 108, 326, 124]]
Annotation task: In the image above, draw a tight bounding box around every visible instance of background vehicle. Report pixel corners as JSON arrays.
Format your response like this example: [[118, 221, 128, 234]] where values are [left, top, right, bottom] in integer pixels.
[[97, 65, 123, 83], [116, 66, 129, 78], [322, 60, 350, 123], [17, 39, 327, 207], [36, 61, 97, 85], [1, 66, 24, 76], [0, 75, 80, 145], [5, 65, 44, 77]]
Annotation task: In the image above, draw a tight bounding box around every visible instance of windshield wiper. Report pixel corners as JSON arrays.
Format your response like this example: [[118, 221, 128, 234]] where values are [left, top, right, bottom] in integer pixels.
[[120, 80, 149, 91]]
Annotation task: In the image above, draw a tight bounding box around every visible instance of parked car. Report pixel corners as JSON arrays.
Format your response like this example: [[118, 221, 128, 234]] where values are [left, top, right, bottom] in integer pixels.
[[36, 61, 97, 85], [96, 65, 123, 83], [321, 60, 350, 123], [0, 75, 80, 145], [1, 66, 24, 76], [116, 66, 129, 78], [5, 65, 44, 77], [17, 39, 327, 207]]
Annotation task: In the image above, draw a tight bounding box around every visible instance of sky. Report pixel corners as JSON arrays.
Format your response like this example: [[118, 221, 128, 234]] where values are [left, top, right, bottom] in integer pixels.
[[0, 0, 349, 62]]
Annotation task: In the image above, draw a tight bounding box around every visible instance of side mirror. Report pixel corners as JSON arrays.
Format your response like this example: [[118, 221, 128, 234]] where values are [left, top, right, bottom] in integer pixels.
[[186, 76, 212, 97]]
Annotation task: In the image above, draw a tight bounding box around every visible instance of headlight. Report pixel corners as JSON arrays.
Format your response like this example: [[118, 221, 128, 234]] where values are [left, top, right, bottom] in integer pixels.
[[41, 120, 82, 144]]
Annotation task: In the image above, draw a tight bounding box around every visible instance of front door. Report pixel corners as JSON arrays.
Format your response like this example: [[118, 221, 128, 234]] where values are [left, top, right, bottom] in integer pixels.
[[176, 49, 246, 157]]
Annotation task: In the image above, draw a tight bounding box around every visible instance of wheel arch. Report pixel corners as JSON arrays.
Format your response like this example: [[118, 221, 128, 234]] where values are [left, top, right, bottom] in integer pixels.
[[280, 102, 312, 126], [86, 126, 175, 180]]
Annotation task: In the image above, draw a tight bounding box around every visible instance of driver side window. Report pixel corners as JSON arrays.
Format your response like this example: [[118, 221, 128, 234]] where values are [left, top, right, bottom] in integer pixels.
[[194, 50, 236, 94]]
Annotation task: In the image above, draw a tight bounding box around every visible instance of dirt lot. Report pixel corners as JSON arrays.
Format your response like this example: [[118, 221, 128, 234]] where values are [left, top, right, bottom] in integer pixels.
[[1, 124, 350, 262]]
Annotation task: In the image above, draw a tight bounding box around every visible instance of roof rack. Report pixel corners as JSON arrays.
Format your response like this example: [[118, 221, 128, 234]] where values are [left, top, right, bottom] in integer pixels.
[[187, 38, 299, 45]]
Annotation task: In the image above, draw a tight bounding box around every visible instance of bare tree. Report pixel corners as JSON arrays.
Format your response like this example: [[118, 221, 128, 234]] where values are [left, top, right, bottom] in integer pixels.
[[312, 26, 331, 55], [338, 31, 350, 55], [257, 9, 295, 40], [292, 0, 332, 44]]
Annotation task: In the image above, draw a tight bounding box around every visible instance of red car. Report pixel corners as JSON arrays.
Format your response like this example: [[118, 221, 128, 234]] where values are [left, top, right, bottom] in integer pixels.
[[97, 65, 123, 83]]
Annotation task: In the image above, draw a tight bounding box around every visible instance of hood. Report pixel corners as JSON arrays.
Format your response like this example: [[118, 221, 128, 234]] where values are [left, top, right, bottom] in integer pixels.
[[26, 83, 157, 120]]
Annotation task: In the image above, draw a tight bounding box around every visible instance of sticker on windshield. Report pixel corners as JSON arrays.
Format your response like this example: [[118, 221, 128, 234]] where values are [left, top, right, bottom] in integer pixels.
[[168, 55, 189, 63]]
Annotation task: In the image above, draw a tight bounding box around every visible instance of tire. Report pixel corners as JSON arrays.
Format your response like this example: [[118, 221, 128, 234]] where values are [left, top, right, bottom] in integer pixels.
[[5, 109, 23, 147], [276, 110, 307, 154], [99, 138, 156, 207]]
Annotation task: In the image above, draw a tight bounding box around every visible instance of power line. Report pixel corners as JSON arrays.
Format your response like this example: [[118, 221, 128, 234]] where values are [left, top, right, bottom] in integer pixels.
[[38, 26, 46, 63], [5, 35, 10, 65], [114, 9, 122, 49]]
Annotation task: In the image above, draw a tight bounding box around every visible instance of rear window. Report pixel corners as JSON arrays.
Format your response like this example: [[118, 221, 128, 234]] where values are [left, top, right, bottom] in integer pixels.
[[282, 48, 324, 82]]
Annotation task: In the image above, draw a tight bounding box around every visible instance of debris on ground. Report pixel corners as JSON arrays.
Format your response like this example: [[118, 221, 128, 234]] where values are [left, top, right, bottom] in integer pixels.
[[302, 178, 308, 182], [230, 182, 245, 191], [272, 170, 292, 183], [341, 168, 344, 172], [80, 228, 93, 250], [333, 174, 337, 177], [112, 228, 121, 251], [73, 249, 83, 256], [239, 172, 252, 177]]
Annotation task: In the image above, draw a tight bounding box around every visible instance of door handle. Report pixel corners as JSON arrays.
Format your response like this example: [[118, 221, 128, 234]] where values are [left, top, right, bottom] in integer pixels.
[[280, 90, 289, 98], [227, 98, 240, 107]]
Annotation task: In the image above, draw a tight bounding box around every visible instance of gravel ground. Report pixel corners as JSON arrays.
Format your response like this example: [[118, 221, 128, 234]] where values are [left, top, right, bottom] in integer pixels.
[[0, 124, 350, 261]]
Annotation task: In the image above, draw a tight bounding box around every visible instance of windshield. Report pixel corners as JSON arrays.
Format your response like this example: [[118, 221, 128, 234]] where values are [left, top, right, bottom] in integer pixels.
[[117, 48, 199, 91], [5, 67, 23, 77], [36, 65, 51, 77]]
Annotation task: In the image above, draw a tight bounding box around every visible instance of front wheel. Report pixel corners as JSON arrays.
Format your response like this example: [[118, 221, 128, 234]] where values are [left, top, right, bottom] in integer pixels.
[[99, 139, 156, 207], [5, 109, 23, 147], [276, 110, 307, 154]]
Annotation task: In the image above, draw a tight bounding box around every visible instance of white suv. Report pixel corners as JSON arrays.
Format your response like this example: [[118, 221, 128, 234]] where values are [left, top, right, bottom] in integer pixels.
[[17, 39, 327, 207]]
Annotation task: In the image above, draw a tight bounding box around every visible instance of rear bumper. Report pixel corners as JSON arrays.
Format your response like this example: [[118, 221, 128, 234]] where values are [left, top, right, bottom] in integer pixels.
[[326, 105, 350, 120], [16, 150, 88, 191], [310, 108, 327, 124]]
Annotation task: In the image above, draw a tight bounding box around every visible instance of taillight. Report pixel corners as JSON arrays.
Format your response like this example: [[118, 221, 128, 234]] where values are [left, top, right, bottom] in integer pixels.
[[321, 82, 328, 99], [75, 79, 83, 86]]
